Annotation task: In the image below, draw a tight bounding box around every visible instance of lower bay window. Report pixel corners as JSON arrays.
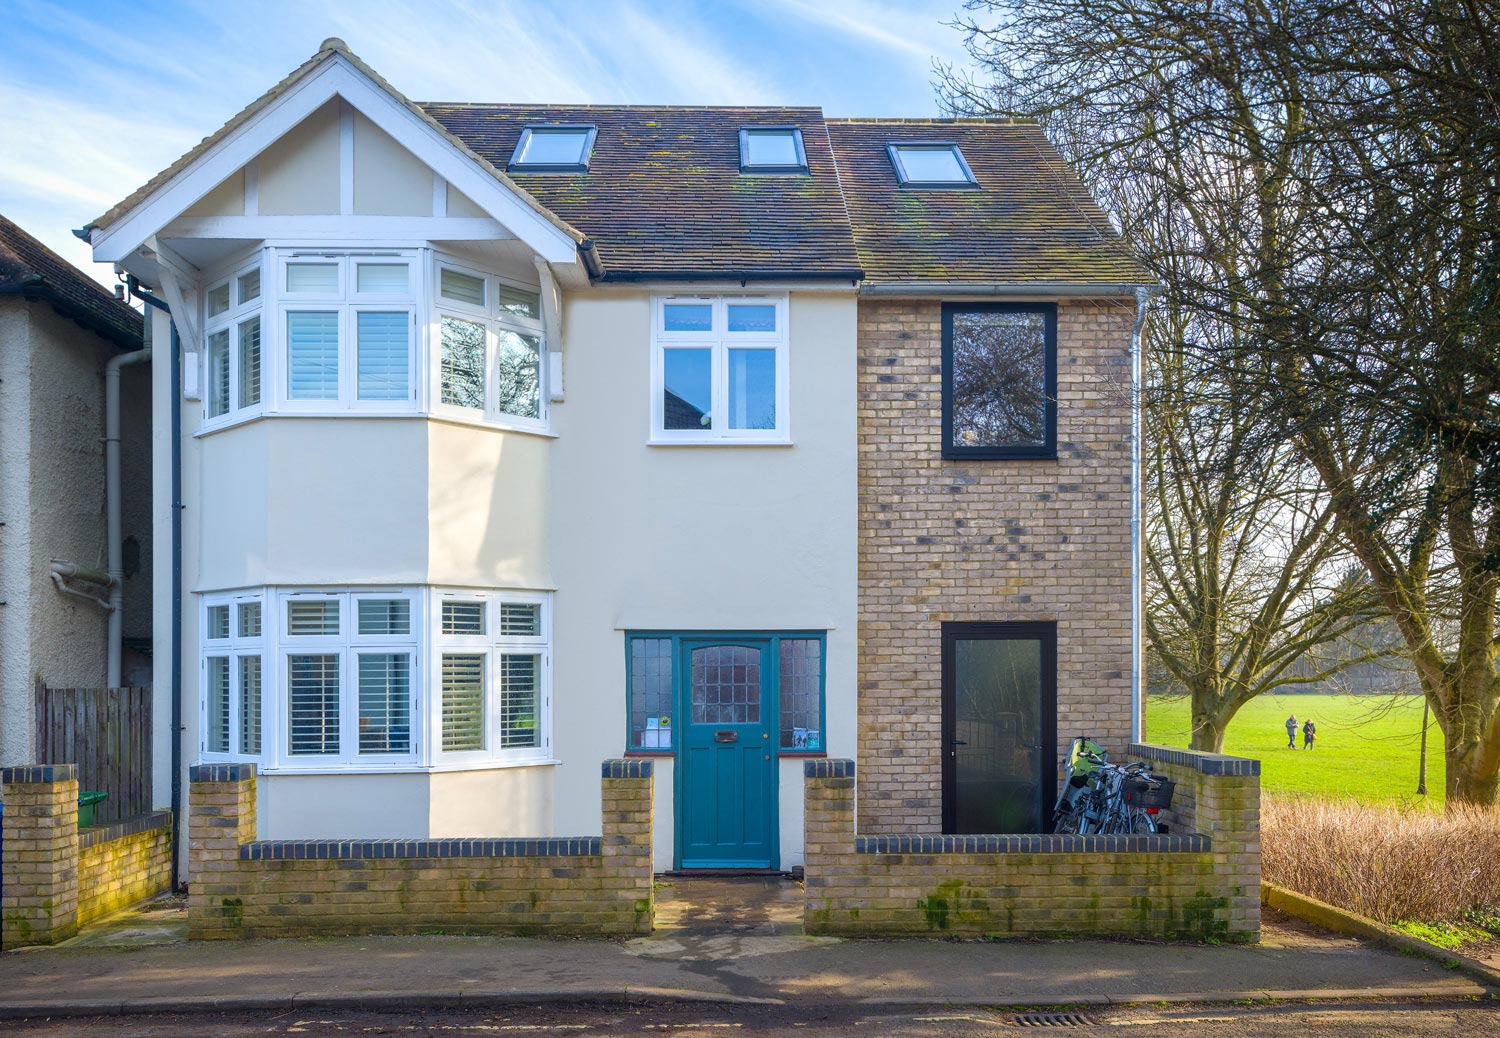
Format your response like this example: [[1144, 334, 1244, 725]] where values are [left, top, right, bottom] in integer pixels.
[[199, 587, 550, 772]]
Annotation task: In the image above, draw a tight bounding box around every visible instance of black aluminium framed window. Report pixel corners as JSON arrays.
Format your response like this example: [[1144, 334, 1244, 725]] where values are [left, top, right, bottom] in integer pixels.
[[941, 621, 1058, 835], [624, 631, 827, 753], [942, 302, 1058, 459], [887, 142, 978, 188]]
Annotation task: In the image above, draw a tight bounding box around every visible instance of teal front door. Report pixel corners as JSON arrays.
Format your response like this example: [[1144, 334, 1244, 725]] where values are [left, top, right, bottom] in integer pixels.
[[677, 638, 778, 868]]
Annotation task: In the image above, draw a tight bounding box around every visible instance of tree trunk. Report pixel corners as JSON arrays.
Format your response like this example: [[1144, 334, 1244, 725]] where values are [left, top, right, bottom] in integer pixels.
[[1417, 698, 1429, 796], [1446, 744, 1500, 807], [1188, 709, 1228, 753]]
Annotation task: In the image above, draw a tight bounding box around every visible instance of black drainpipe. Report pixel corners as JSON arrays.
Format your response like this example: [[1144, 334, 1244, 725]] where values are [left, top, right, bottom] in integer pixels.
[[127, 276, 184, 892]]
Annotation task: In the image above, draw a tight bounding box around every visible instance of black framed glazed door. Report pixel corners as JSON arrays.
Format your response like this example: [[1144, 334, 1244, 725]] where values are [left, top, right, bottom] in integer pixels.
[[941, 622, 1057, 834]]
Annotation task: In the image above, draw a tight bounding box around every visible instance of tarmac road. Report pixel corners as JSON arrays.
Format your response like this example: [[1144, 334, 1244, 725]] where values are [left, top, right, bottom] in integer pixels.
[[2, 998, 1496, 1038]]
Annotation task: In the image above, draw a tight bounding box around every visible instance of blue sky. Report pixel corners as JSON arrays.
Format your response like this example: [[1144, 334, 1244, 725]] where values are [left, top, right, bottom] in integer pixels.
[[0, 0, 974, 287]]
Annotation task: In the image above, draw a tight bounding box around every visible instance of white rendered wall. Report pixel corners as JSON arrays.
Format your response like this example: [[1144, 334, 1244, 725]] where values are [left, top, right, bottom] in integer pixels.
[[548, 290, 859, 869]]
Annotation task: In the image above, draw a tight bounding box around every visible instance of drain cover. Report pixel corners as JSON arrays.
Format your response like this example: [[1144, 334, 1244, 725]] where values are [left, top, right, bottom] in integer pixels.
[[1015, 1012, 1093, 1027]]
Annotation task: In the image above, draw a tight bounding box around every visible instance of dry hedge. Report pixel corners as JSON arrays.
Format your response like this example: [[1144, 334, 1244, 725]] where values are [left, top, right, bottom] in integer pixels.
[[1262, 795, 1500, 923]]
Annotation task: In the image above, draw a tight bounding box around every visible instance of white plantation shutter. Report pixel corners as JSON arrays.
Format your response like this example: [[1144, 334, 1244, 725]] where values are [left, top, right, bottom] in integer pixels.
[[358, 653, 411, 753], [237, 602, 261, 639], [238, 655, 262, 755], [286, 311, 340, 400], [441, 654, 485, 751], [238, 316, 262, 407], [499, 654, 540, 748], [499, 602, 540, 637], [288, 654, 340, 754], [237, 267, 261, 304], [440, 268, 486, 307], [286, 262, 338, 293], [206, 656, 230, 752], [441, 600, 485, 635], [357, 599, 410, 635], [207, 330, 230, 418], [287, 599, 339, 636], [356, 263, 408, 293], [356, 311, 410, 401], [206, 605, 230, 640]]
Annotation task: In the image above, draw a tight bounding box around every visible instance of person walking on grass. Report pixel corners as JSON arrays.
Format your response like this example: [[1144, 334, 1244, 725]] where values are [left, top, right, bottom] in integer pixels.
[[1286, 713, 1299, 749], [1303, 718, 1316, 750]]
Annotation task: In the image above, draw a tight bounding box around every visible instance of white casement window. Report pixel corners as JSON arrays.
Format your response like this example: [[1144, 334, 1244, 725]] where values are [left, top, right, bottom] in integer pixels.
[[197, 587, 549, 772], [650, 295, 789, 444], [202, 261, 264, 427], [280, 255, 418, 412], [199, 593, 266, 760], [432, 591, 550, 763], [432, 257, 547, 431]]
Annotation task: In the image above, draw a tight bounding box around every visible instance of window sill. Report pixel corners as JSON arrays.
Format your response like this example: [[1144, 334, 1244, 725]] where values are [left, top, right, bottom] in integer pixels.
[[624, 750, 674, 758], [777, 751, 829, 758], [941, 449, 1058, 461], [647, 437, 794, 448], [193, 410, 558, 440], [235, 758, 561, 776]]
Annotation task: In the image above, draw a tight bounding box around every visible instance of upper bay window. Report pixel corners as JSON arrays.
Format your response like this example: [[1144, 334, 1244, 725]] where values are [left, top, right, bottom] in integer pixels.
[[739, 127, 808, 174], [942, 302, 1057, 459], [196, 248, 549, 434], [887, 142, 977, 188], [651, 295, 789, 445], [199, 587, 551, 773], [508, 125, 597, 172]]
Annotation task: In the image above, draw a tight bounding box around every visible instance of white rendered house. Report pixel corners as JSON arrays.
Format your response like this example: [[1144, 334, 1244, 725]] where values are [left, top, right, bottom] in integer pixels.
[[88, 40, 1148, 875]]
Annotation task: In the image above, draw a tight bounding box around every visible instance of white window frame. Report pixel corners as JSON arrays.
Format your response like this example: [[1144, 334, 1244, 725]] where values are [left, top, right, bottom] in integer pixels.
[[430, 253, 548, 432], [196, 586, 551, 773], [650, 294, 790, 445], [200, 256, 265, 430], [198, 591, 266, 762], [277, 253, 420, 414]]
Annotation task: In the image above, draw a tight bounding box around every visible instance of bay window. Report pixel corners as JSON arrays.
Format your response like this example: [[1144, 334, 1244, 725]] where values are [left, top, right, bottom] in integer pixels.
[[195, 248, 549, 432], [198, 587, 550, 771], [651, 295, 789, 444]]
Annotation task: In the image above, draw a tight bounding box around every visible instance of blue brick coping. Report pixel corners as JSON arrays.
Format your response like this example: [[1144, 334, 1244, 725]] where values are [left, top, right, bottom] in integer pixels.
[[239, 837, 602, 861], [602, 759, 653, 778], [189, 763, 258, 783], [856, 833, 1212, 854], [805, 759, 855, 778], [0, 764, 77, 784], [80, 810, 172, 849], [1129, 743, 1260, 776]]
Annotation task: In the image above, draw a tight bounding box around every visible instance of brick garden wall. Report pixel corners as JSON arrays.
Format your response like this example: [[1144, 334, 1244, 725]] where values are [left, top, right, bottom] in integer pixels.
[[857, 298, 1137, 833], [188, 760, 655, 939], [1, 765, 173, 948], [803, 753, 1259, 941], [76, 811, 173, 927]]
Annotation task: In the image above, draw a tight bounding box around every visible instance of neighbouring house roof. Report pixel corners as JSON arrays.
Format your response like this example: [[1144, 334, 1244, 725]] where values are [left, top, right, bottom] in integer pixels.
[[0, 214, 142, 349], [421, 104, 864, 283], [825, 119, 1151, 287]]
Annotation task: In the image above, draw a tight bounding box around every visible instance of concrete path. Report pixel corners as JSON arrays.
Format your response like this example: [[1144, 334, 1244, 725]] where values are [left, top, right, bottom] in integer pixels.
[[0, 878, 1487, 1018]]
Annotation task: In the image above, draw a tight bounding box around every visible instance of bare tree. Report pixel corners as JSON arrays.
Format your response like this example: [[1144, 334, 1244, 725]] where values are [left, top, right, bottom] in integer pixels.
[[939, 0, 1500, 802]]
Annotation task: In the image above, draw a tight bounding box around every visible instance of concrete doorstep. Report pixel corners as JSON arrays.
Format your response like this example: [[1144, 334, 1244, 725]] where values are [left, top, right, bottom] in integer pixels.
[[0, 878, 1490, 1019]]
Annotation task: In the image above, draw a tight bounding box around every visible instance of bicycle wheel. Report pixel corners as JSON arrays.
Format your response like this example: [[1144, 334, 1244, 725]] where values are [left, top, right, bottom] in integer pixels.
[[1128, 810, 1158, 834]]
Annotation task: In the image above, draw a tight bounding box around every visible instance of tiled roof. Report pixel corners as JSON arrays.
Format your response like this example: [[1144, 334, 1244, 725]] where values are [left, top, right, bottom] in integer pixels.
[[825, 119, 1151, 286], [422, 104, 864, 282], [0, 214, 142, 348]]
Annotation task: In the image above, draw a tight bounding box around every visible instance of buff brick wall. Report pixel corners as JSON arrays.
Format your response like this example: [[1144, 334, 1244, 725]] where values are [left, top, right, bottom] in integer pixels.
[[2, 765, 172, 948], [857, 298, 1137, 833], [188, 761, 655, 939], [803, 754, 1259, 941]]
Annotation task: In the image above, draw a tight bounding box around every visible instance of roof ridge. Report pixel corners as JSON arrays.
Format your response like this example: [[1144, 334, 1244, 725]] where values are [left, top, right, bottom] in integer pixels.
[[418, 102, 827, 113]]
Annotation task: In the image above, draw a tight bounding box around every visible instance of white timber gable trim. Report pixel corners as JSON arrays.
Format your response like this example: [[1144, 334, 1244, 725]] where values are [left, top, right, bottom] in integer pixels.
[[90, 53, 580, 265]]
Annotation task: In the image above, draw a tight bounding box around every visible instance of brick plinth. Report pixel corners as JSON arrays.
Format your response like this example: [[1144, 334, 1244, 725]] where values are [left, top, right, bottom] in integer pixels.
[[187, 760, 655, 939], [803, 754, 1260, 941], [856, 298, 1137, 833], [1, 765, 81, 947]]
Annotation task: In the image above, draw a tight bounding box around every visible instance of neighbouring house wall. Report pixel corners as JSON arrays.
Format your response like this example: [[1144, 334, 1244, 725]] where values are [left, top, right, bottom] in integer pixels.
[[802, 755, 1259, 941], [549, 289, 859, 870], [76, 811, 173, 926], [120, 359, 154, 652], [0, 302, 35, 767], [189, 761, 653, 939], [856, 297, 1137, 834]]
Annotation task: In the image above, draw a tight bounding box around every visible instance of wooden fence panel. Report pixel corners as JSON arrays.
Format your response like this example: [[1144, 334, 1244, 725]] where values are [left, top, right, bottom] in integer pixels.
[[34, 682, 153, 825]]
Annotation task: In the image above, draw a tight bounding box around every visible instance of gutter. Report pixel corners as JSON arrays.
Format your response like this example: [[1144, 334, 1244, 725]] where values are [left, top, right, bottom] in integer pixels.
[[860, 281, 1155, 298], [595, 268, 865, 285], [127, 276, 184, 891]]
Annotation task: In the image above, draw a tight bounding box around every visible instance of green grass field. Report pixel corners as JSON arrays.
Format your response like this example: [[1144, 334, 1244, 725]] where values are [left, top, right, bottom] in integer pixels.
[[1144, 693, 1446, 804]]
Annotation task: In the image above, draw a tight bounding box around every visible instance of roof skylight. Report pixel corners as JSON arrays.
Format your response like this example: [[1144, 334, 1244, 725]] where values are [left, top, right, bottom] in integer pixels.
[[509, 125, 598, 172], [739, 127, 808, 173], [887, 143, 977, 187]]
